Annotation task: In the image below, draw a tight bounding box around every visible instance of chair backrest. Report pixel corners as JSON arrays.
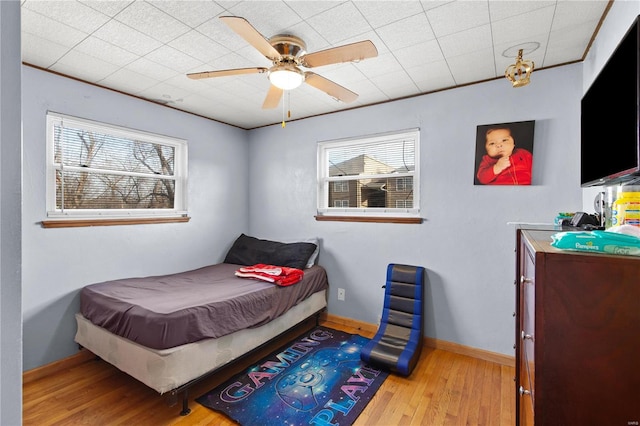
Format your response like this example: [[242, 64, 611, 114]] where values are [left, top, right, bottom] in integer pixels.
[[381, 263, 425, 341]]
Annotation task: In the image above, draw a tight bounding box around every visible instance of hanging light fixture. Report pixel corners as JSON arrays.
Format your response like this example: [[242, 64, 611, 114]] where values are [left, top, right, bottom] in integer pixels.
[[505, 48, 535, 88], [268, 64, 304, 90]]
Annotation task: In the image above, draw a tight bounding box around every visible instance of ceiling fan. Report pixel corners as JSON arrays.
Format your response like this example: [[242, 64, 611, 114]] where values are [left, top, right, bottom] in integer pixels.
[[187, 16, 378, 109]]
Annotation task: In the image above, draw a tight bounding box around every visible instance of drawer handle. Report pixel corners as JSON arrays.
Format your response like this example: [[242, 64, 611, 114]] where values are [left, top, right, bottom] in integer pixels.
[[520, 276, 533, 285], [521, 330, 534, 341], [519, 386, 531, 396]]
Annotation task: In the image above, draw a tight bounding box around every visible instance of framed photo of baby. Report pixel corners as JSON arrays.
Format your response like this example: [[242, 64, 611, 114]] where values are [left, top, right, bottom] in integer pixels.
[[474, 120, 535, 185]]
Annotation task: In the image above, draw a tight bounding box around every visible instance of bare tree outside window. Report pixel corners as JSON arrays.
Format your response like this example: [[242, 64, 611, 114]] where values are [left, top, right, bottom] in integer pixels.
[[47, 113, 187, 219]]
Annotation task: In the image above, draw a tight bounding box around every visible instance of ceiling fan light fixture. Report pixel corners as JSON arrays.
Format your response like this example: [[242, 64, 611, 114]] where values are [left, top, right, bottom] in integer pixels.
[[269, 65, 304, 90], [505, 49, 534, 88]]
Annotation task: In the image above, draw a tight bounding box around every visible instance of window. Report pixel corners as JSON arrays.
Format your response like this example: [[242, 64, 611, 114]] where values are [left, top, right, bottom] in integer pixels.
[[396, 177, 413, 191], [333, 181, 349, 192], [317, 129, 420, 219], [46, 112, 188, 221]]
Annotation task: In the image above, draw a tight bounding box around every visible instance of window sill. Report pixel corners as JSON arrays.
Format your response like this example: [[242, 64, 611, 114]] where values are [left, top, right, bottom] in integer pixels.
[[40, 216, 191, 228], [314, 215, 422, 224]]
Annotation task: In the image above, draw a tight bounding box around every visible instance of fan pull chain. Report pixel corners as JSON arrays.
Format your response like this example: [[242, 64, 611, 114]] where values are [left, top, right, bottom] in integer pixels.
[[282, 91, 292, 128], [281, 92, 286, 128]]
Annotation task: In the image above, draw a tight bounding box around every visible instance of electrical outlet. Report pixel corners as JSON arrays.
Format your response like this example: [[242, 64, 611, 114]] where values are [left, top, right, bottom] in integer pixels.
[[337, 288, 345, 301]]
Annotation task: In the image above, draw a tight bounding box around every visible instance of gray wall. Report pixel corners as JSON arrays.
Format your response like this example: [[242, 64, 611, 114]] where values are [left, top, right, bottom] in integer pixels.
[[1, 2, 22, 425], [248, 63, 583, 356], [21, 66, 250, 370]]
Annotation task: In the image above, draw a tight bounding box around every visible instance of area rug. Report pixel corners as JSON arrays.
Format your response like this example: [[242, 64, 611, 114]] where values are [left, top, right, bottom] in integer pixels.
[[196, 326, 388, 425]]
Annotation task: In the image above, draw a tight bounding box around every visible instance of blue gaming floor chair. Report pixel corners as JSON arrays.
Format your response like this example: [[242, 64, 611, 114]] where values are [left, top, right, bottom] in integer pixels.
[[360, 263, 425, 376]]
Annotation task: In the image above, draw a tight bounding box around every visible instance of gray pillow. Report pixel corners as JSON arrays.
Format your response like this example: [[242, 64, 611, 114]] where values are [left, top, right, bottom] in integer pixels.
[[224, 234, 318, 270]]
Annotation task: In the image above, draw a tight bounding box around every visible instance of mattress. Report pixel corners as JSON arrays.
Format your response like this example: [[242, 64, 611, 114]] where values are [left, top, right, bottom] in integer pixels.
[[74, 290, 327, 394], [80, 263, 328, 349]]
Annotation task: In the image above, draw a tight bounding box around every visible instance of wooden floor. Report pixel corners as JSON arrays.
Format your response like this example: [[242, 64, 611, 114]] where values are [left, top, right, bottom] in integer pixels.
[[23, 320, 516, 425]]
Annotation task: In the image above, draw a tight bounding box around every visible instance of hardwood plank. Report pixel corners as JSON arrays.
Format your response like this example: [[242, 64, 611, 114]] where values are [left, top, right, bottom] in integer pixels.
[[23, 320, 516, 425]]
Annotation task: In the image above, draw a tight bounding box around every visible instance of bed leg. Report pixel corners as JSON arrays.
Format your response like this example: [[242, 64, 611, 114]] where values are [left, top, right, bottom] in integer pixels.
[[180, 389, 191, 416]]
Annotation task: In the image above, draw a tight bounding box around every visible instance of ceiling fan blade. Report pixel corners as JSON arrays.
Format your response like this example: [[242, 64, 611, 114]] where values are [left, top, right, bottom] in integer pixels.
[[187, 67, 268, 80], [262, 85, 283, 109], [304, 72, 358, 103], [301, 40, 378, 68], [220, 16, 281, 60]]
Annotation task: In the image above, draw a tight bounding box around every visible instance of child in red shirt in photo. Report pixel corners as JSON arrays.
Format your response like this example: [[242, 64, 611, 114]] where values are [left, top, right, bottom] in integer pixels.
[[476, 127, 533, 185]]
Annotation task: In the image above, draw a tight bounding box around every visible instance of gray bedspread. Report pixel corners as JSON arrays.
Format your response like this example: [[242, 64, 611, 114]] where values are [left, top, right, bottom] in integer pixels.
[[80, 263, 328, 350]]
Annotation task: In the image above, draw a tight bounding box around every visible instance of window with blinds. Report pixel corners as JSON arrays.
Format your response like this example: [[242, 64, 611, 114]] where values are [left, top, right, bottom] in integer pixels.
[[46, 112, 188, 219], [317, 129, 420, 218]]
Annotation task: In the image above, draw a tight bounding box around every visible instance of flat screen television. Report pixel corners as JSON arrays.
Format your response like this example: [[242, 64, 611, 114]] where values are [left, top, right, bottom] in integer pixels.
[[581, 15, 640, 187]]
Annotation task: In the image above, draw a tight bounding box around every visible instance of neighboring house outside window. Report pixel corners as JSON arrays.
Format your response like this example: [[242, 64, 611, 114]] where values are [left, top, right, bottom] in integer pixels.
[[317, 129, 420, 218], [46, 112, 188, 221]]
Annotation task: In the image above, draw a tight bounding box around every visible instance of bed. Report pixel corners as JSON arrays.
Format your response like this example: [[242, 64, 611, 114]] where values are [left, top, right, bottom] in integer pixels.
[[74, 234, 328, 415]]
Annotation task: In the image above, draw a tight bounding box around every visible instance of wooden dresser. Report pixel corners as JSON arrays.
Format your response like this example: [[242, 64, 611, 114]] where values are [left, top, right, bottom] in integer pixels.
[[515, 229, 640, 426]]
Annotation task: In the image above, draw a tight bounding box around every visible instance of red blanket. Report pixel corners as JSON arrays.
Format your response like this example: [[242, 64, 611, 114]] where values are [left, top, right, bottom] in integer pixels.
[[235, 264, 304, 286]]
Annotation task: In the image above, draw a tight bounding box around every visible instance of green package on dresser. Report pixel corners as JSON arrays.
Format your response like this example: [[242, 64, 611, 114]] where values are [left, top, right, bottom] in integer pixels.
[[551, 230, 640, 256]]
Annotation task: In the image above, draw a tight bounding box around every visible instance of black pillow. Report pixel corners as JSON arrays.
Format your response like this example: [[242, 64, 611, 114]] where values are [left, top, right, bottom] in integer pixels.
[[224, 234, 317, 270]]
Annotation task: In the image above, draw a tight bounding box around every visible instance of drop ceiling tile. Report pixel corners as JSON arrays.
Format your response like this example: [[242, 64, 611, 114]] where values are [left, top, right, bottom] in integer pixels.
[[419, 1, 455, 13], [21, 33, 70, 69], [354, 52, 403, 78], [393, 39, 445, 69], [136, 81, 193, 105], [448, 49, 497, 84], [125, 57, 179, 81], [406, 60, 456, 93], [370, 70, 419, 96], [151, 1, 224, 28], [22, 0, 111, 34], [114, 1, 191, 44], [491, 6, 554, 47], [50, 50, 120, 82], [196, 16, 250, 53], [316, 63, 366, 87], [92, 19, 162, 56], [438, 24, 492, 58], [285, 1, 344, 20], [21, 8, 88, 48], [100, 67, 161, 94], [144, 45, 205, 74], [545, 23, 600, 64], [336, 30, 389, 56], [552, 1, 610, 31], [306, 2, 373, 44], [225, 1, 304, 37], [345, 78, 389, 103], [79, 1, 134, 18], [354, 2, 425, 29], [168, 30, 229, 63], [74, 36, 139, 67], [375, 13, 435, 52], [488, 1, 555, 22], [427, 1, 490, 38]]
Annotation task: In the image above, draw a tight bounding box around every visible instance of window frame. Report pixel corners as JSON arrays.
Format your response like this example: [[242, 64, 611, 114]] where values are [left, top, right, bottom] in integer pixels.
[[45, 112, 188, 222], [316, 128, 420, 220]]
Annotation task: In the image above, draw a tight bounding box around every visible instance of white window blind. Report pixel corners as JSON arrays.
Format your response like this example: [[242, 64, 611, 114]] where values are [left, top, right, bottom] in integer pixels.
[[46, 112, 188, 219], [317, 129, 420, 218]]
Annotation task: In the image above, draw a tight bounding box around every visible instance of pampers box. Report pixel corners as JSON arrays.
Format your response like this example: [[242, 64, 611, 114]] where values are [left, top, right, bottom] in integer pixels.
[[551, 230, 640, 257]]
